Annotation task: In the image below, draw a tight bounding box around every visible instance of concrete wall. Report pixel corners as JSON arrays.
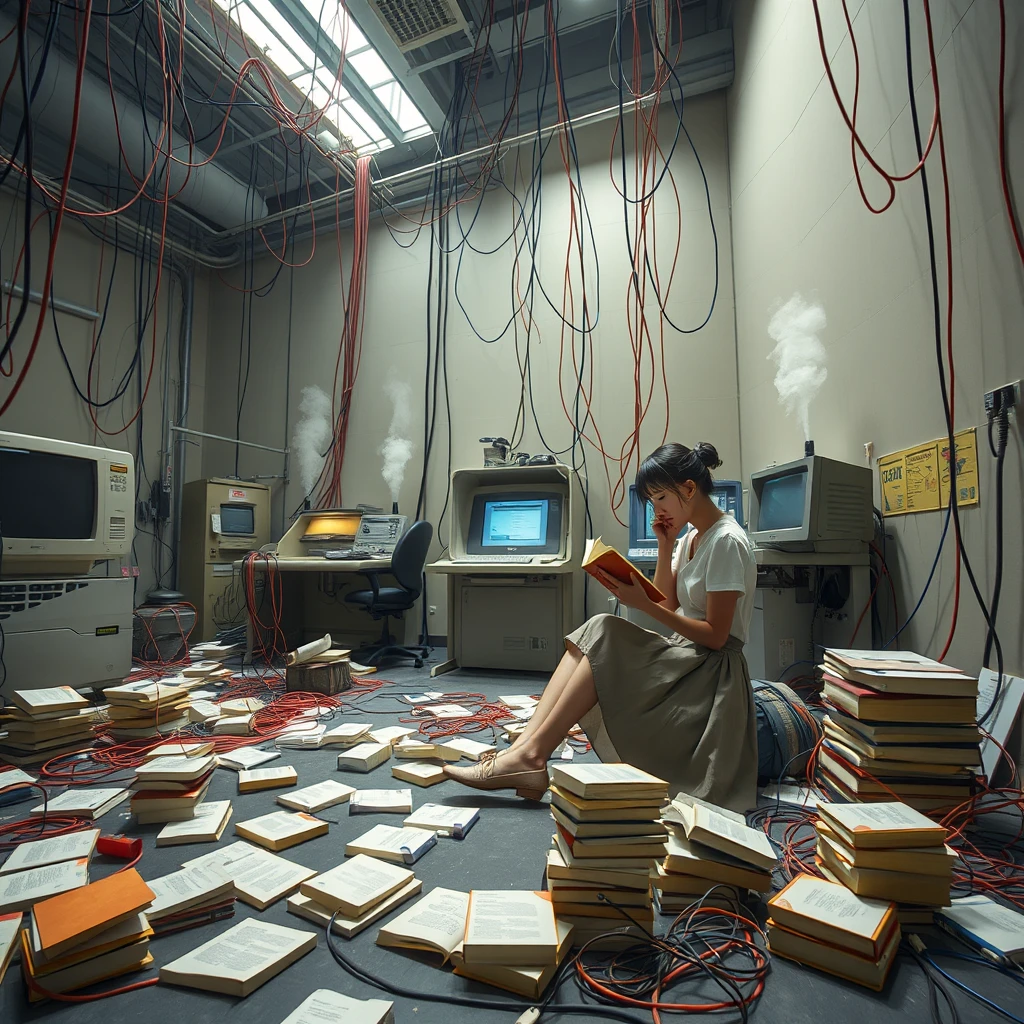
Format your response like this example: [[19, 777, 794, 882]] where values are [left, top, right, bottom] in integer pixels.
[[0, 195, 209, 601], [201, 93, 738, 638], [728, 2, 1023, 691]]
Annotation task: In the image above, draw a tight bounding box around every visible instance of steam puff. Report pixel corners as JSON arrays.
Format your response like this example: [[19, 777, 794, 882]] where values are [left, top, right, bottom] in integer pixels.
[[380, 379, 414, 503], [767, 294, 828, 440], [292, 385, 334, 498]]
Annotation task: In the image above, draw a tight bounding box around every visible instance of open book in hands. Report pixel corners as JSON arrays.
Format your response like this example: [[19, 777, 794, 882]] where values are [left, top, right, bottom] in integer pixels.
[[582, 538, 666, 603]]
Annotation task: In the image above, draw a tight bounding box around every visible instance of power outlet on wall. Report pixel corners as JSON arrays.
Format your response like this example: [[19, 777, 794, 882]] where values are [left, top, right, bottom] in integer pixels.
[[984, 380, 1021, 415], [428, 605, 437, 616]]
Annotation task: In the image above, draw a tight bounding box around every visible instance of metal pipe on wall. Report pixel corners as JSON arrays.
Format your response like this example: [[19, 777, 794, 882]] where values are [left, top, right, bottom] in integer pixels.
[[171, 267, 195, 591]]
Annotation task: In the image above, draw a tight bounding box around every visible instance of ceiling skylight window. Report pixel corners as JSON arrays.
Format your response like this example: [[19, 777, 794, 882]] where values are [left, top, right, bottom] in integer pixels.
[[209, 0, 430, 154]]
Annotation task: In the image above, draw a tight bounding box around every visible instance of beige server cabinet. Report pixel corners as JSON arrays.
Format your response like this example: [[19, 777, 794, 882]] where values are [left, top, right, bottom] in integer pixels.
[[179, 478, 272, 641]]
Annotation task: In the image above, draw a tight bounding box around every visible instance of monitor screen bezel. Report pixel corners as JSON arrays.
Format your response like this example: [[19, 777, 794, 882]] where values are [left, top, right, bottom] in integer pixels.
[[466, 491, 564, 555], [219, 503, 256, 536], [749, 461, 812, 544]]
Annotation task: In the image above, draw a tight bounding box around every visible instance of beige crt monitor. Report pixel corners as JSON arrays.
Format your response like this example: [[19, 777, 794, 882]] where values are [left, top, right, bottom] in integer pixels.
[[0, 430, 134, 576]]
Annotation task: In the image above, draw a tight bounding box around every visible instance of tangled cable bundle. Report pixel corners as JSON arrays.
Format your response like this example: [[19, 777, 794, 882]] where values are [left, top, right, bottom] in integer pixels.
[[751, 680, 822, 782]]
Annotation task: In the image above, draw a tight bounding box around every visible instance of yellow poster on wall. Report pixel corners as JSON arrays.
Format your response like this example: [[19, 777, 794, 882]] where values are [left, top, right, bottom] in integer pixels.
[[879, 428, 979, 517]]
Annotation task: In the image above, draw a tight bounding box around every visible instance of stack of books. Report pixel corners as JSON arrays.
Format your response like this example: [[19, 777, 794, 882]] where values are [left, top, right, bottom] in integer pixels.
[[145, 863, 235, 936], [20, 869, 155, 1000], [766, 873, 900, 990], [657, 797, 774, 912], [815, 801, 953, 923], [130, 753, 216, 824], [289, 854, 422, 938], [818, 649, 979, 814], [546, 764, 669, 945], [0, 688, 99, 765], [377, 887, 572, 998], [103, 680, 190, 740]]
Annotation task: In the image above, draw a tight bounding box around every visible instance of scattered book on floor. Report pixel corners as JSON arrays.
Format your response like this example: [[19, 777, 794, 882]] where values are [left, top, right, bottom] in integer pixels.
[[217, 746, 281, 771], [287, 878, 423, 939], [156, 800, 233, 846], [145, 863, 234, 923], [275, 724, 327, 750], [188, 701, 222, 726], [235, 810, 329, 852], [337, 742, 392, 773], [376, 886, 469, 961], [450, 919, 574, 999], [345, 824, 436, 865], [816, 801, 948, 849], [159, 918, 316, 997], [238, 765, 298, 793], [278, 988, 395, 1024], [322, 723, 374, 747], [0, 829, 99, 875], [135, 753, 216, 784], [29, 787, 129, 820], [394, 740, 462, 763], [404, 803, 479, 839], [549, 763, 669, 802], [767, 873, 898, 959], [582, 538, 666, 603], [33, 867, 154, 958], [350, 789, 413, 814], [661, 832, 772, 892], [183, 841, 317, 910], [1, 912, 22, 984], [368, 726, 415, 747], [935, 895, 1024, 964], [143, 741, 215, 759], [213, 713, 254, 736], [277, 780, 356, 814], [0, 859, 90, 914], [815, 822, 955, 876], [436, 737, 495, 761], [301, 854, 414, 918], [11, 688, 90, 716], [463, 890, 560, 966], [673, 799, 778, 872], [392, 762, 446, 787]]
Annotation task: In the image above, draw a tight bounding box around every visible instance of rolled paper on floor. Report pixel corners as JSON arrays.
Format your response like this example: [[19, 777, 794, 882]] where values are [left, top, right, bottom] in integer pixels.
[[286, 634, 332, 667]]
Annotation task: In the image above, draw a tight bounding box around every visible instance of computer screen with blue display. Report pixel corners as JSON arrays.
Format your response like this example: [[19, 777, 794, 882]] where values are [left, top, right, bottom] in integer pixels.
[[481, 498, 549, 547]]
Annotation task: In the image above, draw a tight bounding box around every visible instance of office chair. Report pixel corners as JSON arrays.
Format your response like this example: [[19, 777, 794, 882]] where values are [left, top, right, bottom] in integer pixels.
[[344, 520, 433, 669]]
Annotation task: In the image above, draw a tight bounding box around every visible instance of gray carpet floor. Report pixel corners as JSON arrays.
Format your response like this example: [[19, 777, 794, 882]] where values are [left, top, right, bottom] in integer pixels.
[[2, 656, 1018, 1024]]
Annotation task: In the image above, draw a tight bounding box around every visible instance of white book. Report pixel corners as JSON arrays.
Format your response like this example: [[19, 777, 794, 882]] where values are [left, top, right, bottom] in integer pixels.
[[213, 714, 254, 736], [278, 780, 356, 814], [463, 891, 560, 966], [429, 704, 472, 719], [676, 801, 778, 872], [401, 692, 443, 705], [135, 753, 216, 781], [0, 768, 36, 788], [183, 842, 318, 910], [392, 763, 446, 787], [549, 763, 668, 799], [11, 687, 89, 714], [322, 723, 374, 746], [287, 879, 423, 939], [143, 741, 214, 760], [189, 700, 222, 724], [235, 811, 328, 851], [350, 789, 413, 814], [157, 801, 233, 846], [1, 911, 22, 983], [499, 695, 539, 709], [29, 788, 129, 820], [146, 863, 234, 921], [817, 801, 947, 848], [404, 803, 480, 839], [937, 895, 1024, 963], [435, 737, 495, 761], [0, 858, 89, 913], [346, 824, 437, 865], [0, 829, 99, 874], [368, 726, 415, 746], [217, 746, 281, 771], [276, 725, 328, 750], [238, 766, 298, 792], [337, 742, 392, 773], [300, 855, 414, 917], [278, 989, 394, 1024], [160, 918, 317, 997], [376, 887, 470, 961]]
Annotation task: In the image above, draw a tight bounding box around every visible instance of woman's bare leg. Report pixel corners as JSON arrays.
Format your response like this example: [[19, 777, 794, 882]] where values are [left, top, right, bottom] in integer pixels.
[[508, 643, 583, 750]]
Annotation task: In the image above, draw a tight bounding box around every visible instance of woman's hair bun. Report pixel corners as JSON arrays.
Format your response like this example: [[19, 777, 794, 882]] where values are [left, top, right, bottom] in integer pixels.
[[692, 442, 722, 471]]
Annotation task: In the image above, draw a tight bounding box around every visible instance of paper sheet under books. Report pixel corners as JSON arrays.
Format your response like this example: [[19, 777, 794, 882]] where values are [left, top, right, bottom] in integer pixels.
[[183, 842, 317, 910], [759, 783, 818, 809], [0, 829, 99, 874], [278, 989, 394, 1024], [159, 918, 317, 997], [977, 668, 1024, 783]]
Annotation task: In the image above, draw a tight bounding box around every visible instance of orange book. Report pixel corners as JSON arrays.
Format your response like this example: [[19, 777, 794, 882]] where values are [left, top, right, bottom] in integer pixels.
[[582, 538, 666, 603], [33, 868, 154, 958]]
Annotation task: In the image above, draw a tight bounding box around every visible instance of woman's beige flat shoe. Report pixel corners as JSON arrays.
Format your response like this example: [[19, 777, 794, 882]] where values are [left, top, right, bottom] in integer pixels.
[[443, 752, 549, 801]]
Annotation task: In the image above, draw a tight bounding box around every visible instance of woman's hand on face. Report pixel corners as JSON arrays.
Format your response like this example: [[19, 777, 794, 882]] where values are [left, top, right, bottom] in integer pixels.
[[652, 514, 681, 546]]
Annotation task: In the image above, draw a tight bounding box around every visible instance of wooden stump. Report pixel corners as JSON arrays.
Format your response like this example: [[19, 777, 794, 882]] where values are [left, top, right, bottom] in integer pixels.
[[285, 659, 353, 696]]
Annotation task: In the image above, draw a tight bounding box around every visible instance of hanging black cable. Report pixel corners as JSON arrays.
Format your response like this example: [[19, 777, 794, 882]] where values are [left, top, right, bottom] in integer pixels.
[[983, 397, 1009, 667]]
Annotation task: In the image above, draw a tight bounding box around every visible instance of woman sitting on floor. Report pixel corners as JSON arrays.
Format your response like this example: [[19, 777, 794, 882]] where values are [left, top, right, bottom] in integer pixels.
[[444, 441, 758, 813]]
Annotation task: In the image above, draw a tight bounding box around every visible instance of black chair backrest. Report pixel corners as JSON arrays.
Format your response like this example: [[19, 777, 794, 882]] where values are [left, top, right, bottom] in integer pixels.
[[390, 520, 433, 595]]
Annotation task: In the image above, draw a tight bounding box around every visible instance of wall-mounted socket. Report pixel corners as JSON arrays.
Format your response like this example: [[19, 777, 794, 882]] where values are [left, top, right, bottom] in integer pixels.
[[984, 380, 1021, 415], [864, 441, 874, 463], [428, 605, 436, 615]]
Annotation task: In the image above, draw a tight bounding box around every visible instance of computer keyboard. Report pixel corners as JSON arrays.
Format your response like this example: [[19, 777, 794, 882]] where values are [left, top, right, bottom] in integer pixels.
[[627, 548, 659, 562], [451, 554, 537, 564]]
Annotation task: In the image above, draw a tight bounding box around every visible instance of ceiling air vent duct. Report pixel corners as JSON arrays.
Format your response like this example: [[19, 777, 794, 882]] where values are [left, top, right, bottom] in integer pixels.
[[369, 0, 468, 52]]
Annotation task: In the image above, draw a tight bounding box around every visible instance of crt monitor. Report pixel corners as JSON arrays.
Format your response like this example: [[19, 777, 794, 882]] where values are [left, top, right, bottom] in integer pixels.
[[466, 492, 563, 555], [219, 503, 255, 536], [628, 480, 745, 552], [748, 455, 872, 552]]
